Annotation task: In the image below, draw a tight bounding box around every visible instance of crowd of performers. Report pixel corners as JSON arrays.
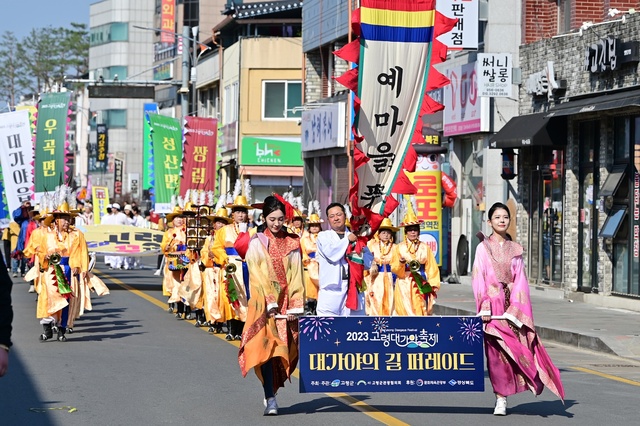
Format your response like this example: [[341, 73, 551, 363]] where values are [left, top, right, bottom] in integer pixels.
[[15, 186, 109, 342], [158, 186, 564, 416]]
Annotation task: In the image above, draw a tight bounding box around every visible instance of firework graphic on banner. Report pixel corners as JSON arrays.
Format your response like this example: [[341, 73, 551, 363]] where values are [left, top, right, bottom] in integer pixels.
[[299, 317, 336, 342], [457, 317, 483, 345]]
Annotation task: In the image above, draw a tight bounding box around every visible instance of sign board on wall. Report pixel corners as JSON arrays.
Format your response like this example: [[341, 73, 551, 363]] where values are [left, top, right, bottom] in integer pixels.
[[443, 62, 490, 136], [240, 137, 303, 166], [436, 0, 479, 50], [301, 103, 346, 152], [477, 53, 512, 98]]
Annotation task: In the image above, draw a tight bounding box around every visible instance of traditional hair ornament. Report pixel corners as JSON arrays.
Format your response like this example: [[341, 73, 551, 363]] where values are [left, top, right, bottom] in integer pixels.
[[399, 195, 424, 227], [306, 200, 324, 225], [227, 179, 252, 209]]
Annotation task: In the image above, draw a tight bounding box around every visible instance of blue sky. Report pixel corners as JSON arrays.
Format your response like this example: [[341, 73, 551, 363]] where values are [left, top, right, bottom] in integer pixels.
[[1, 0, 90, 39]]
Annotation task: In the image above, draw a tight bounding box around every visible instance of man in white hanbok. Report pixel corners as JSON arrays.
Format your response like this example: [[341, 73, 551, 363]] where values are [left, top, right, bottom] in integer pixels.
[[316, 203, 365, 316]]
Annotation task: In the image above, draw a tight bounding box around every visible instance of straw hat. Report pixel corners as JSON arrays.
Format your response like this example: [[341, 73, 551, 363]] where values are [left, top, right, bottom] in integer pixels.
[[306, 213, 324, 225], [378, 217, 399, 232], [166, 206, 185, 222], [208, 207, 232, 224]]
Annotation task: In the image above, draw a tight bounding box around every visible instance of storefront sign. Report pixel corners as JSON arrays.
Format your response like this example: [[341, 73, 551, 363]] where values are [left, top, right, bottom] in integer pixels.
[[298, 316, 485, 393], [160, 0, 175, 45], [525, 61, 566, 99], [301, 102, 346, 151], [634, 172, 639, 259], [477, 53, 512, 98], [96, 124, 108, 170], [240, 137, 303, 166], [153, 62, 173, 80], [584, 36, 640, 74], [444, 62, 490, 136], [92, 186, 110, 225], [114, 157, 124, 196], [436, 0, 479, 50], [409, 170, 443, 265], [128, 173, 140, 199]]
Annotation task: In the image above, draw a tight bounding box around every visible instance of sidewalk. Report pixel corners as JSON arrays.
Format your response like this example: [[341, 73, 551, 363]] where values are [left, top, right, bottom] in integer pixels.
[[434, 276, 640, 361]]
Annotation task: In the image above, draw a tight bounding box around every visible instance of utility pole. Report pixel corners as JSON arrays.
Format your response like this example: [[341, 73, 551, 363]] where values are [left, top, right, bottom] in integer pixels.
[[180, 25, 191, 124]]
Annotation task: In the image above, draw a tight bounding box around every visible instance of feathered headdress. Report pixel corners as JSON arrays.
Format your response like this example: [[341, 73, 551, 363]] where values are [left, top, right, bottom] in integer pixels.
[[232, 180, 242, 199], [214, 195, 226, 211], [207, 190, 215, 207], [243, 179, 252, 204], [226, 192, 234, 205]]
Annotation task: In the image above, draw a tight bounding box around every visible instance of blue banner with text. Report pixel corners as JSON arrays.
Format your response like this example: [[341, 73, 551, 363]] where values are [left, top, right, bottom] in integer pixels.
[[298, 316, 485, 393]]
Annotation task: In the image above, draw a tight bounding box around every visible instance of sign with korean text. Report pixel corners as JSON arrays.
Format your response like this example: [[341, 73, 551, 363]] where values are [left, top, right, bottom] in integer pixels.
[[436, 0, 479, 50], [220, 121, 237, 152], [76, 224, 164, 256], [149, 114, 182, 213], [408, 170, 443, 265], [240, 137, 303, 166], [0, 110, 35, 211], [477, 53, 512, 98], [584, 37, 640, 74], [96, 124, 108, 170], [91, 186, 110, 225], [142, 103, 158, 190], [298, 316, 484, 393], [444, 62, 490, 136], [301, 103, 346, 152], [161, 0, 175, 45], [34, 92, 71, 198], [114, 157, 124, 196], [181, 116, 218, 195], [354, 1, 437, 215], [128, 173, 140, 199]]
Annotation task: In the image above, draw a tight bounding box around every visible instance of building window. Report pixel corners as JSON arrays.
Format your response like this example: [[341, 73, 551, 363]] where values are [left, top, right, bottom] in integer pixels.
[[93, 66, 128, 81], [224, 82, 238, 125], [262, 80, 302, 120], [613, 116, 631, 162], [105, 110, 127, 128], [90, 22, 128, 47]]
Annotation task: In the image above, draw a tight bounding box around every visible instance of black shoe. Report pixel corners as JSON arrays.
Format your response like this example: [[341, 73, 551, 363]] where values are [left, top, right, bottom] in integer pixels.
[[225, 334, 233, 341], [57, 327, 67, 342], [67, 327, 74, 334], [40, 323, 53, 341], [175, 313, 183, 319], [234, 334, 242, 341]]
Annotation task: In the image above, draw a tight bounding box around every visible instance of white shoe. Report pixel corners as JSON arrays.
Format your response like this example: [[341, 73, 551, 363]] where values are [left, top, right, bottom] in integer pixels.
[[28, 285, 35, 293], [263, 397, 278, 415], [493, 396, 507, 416], [153, 269, 161, 276]]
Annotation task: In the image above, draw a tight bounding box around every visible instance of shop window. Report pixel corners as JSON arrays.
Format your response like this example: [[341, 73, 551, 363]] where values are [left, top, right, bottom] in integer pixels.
[[599, 205, 627, 239], [613, 116, 631, 162], [262, 81, 302, 120], [600, 164, 628, 198]]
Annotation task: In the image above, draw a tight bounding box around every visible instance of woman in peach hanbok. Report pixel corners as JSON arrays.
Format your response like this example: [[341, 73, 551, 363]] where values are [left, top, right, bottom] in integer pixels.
[[160, 208, 187, 317], [364, 218, 397, 316], [238, 196, 304, 416], [472, 202, 564, 416], [390, 207, 440, 316]]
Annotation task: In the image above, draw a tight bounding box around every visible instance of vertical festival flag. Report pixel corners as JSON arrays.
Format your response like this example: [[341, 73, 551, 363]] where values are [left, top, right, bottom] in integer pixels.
[[180, 116, 218, 196], [335, 0, 456, 230], [333, 0, 456, 311], [149, 114, 182, 213], [0, 110, 35, 212], [34, 92, 72, 198], [142, 103, 158, 191], [92, 186, 110, 225]]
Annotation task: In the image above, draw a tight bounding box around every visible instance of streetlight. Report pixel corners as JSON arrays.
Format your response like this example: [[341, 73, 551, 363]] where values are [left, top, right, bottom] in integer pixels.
[[132, 25, 211, 121]]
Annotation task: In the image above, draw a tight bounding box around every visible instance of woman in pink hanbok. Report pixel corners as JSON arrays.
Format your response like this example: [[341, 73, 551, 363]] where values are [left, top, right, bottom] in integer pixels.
[[472, 202, 564, 416]]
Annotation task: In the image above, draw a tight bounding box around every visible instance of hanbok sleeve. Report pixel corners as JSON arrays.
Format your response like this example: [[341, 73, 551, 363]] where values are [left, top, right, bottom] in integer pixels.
[[245, 238, 278, 311], [471, 243, 491, 317], [212, 227, 229, 266], [424, 246, 441, 292], [390, 244, 406, 278], [70, 231, 89, 272], [317, 232, 350, 264], [160, 230, 173, 254], [300, 237, 310, 266], [504, 255, 534, 330], [199, 236, 214, 267], [286, 249, 305, 314]]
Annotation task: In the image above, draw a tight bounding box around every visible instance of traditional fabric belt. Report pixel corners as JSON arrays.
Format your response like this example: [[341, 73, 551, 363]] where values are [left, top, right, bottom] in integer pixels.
[[308, 251, 316, 259], [225, 247, 239, 256]]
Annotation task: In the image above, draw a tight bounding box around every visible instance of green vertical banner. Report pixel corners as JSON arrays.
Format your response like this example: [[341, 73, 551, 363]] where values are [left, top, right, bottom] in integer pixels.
[[142, 103, 158, 191], [149, 113, 182, 213], [34, 92, 72, 198]]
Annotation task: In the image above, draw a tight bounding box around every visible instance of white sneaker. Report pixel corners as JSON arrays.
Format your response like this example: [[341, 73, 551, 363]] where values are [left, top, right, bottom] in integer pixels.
[[153, 269, 162, 276], [263, 397, 278, 416], [493, 396, 507, 416], [28, 285, 35, 293]]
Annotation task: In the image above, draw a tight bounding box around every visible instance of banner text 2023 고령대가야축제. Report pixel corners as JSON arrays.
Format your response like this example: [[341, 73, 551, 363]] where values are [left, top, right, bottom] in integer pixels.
[[298, 316, 485, 393]]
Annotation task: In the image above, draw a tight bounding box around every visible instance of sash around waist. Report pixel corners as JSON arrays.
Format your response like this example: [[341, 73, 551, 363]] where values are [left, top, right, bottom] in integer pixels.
[[225, 247, 239, 256]]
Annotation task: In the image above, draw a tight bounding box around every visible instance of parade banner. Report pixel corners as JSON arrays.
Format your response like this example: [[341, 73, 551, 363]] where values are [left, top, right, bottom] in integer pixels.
[[409, 170, 443, 265], [142, 103, 158, 191], [299, 316, 484, 393], [0, 165, 8, 219], [149, 114, 182, 213], [76, 224, 164, 256], [92, 186, 110, 225], [0, 110, 35, 211], [96, 124, 108, 170], [34, 92, 72, 198], [114, 157, 124, 196], [180, 116, 217, 195]]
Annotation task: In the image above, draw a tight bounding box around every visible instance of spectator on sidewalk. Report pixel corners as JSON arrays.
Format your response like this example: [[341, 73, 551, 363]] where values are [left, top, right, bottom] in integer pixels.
[[472, 202, 565, 416], [0, 255, 13, 377]]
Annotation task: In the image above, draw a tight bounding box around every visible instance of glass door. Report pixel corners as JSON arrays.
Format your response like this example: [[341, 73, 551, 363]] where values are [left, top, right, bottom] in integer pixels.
[[578, 121, 599, 291]]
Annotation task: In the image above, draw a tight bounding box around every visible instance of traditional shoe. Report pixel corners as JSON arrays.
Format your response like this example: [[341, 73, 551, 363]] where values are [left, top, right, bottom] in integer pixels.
[[493, 397, 507, 416], [225, 334, 233, 341], [264, 397, 278, 416], [175, 313, 183, 319], [234, 334, 242, 341], [67, 328, 74, 334], [40, 323, 53, 341], [57, 327, 67, 342]]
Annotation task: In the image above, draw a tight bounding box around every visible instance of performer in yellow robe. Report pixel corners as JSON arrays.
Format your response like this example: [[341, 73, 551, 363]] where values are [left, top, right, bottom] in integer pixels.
[[199, 207, 233, 333], [212, 194, 255, 340], [34, 196, 90, 341], [238, 195, 304, 416], [390, 209, 440, 316], [365, 218, 398, 316], [160, 206, 188, 316], [299, 213, 322, 314]]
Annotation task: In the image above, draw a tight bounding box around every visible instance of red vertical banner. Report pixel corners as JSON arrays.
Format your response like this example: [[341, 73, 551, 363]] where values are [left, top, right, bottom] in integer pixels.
[[180, 116, 218, 196], [161, 0, 175, 44]]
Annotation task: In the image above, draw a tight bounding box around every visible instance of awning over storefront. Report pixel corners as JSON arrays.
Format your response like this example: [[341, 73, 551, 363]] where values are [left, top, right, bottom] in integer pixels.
[[489, 112, 567, 149], [546, 89, 640, 117], [238, 165, 303, 177]]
